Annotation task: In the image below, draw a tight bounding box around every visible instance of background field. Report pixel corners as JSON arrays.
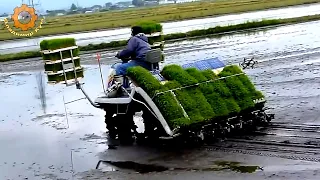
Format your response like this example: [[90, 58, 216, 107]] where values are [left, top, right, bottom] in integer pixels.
[[1, 0, 320, 40]]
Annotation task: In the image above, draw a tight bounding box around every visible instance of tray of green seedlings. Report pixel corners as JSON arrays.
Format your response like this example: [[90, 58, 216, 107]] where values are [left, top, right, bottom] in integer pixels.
[[127, 64, 265, 130], [47, 68, 84, 83], [134, 20, 164, 46], [40, 38, 84, 83], [133, 20, 165, 62]]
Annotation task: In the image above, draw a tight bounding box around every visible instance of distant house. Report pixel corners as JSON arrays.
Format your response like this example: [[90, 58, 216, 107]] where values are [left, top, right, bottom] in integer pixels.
[[159, 0, 173, 4], [144, 1, 159, 6], [116, 1, 132, 6], [91, 5, 103, 12], [46, 9, 67, 16], [105, 2, 113, 8], [159, 0, 200, 4], [0, 13, 10, 21], [80, 7, 92, 13], [109, 5, 121, 10], [0, 13, 9, 17]]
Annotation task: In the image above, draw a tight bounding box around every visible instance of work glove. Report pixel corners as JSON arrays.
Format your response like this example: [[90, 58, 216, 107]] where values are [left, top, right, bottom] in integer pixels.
[[115, 52, 120, 58]]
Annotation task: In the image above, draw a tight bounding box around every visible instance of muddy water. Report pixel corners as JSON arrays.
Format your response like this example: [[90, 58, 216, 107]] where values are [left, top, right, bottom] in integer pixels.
[[0, 67, 112, 179], [2, 19, 320, 179], [1, 3, 320, 54]]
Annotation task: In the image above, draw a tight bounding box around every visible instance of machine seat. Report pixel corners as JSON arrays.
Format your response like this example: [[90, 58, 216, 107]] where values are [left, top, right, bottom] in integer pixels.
[[145, 49, 162, 71]]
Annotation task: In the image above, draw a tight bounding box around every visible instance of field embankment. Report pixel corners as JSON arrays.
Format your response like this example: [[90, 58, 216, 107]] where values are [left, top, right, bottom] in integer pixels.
[[1, 0, 320, 41]]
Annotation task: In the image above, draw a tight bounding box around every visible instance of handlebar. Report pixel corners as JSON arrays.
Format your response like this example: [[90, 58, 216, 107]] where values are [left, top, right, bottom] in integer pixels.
[[115, 53, 131, 63]]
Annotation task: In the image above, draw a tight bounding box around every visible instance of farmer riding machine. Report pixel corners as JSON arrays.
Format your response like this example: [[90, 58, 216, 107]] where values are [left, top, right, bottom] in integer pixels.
[[39, 21, 274, 145]]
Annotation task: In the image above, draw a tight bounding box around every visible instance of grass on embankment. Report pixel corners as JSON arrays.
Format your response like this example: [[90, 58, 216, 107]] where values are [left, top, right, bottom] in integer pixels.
[[1, 14, 320, 62], [1, 0, 320, 41]]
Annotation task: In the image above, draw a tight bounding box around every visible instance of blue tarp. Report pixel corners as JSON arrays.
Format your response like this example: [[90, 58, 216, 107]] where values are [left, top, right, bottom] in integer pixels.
[[181, 57, 225, 70]]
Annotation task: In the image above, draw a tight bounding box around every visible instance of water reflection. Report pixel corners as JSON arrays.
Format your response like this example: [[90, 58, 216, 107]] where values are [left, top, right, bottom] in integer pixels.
[[35, 71, 47, 114]]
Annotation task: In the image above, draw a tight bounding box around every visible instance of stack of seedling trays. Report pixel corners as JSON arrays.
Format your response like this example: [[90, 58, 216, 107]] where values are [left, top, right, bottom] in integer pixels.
[[135, 21, 165, 62], [40, 38, 84, 84], [127, 61, 266, 131]]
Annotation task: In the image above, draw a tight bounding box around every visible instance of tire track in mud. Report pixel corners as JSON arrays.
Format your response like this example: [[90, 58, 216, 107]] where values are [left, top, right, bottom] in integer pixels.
[[217, 42, 320, 162], [203, 124, 320, 162]]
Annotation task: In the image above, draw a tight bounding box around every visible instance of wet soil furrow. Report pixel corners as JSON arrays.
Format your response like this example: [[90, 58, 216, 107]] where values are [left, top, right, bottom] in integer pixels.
[[204, 145, 320, 162]]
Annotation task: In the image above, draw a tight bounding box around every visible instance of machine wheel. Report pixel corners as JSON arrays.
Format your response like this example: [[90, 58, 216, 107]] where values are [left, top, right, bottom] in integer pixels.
[[116, 113, 135, 145], [105, 111, 117, 139], [137, 108, 165, 145]]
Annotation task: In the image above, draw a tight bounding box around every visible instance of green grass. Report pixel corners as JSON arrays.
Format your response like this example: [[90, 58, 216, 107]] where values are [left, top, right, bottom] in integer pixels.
[[0, 51, 41, 62], [1, 0, 320, 41], [126, 63, 263, 129], [2, 14, 320, 62]]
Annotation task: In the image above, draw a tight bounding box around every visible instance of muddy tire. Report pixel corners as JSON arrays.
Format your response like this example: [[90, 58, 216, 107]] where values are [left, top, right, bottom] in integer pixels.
[[137, 108, 165, 145], [105, 111, 117, 139], [116, 113, 135, 145]]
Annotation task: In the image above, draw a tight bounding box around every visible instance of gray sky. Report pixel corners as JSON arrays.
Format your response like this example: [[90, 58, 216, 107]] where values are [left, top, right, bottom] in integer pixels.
[[0, 0, 124, 14]]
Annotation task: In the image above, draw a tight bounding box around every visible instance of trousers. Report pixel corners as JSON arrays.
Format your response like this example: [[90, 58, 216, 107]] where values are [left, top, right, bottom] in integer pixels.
[[112, 60, 151, 76]]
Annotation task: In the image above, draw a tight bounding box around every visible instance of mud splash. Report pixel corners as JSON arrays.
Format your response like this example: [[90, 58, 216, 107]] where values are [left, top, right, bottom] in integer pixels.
[[96, 160, 262, 174], [211, 161, 261, 173], [96, 160, 170, 173]]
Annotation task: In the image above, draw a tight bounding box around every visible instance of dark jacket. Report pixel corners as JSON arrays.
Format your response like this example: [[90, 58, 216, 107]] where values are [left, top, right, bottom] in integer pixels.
[[118, 33, 151, 61]]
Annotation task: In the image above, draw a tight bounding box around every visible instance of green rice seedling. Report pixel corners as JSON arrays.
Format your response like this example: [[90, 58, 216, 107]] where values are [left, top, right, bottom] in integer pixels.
[[199, 83, 230, 118], [192, 68, 241, 115], [164, 81, 205, 123], [47, 68, 84, 82], [161, 65, 215, 121], [134, 20, 163, 34], [127, 66, 163, 95], [219, 71, 249, 98], [236, 96, 256, 111], [40, 38, 76, 50], [163, 33, 187, 40], [209, 81, 241, 115], [186, 67, 234, 118], [210, 80, 232, 98], [153, 92, 191, 127], [147, 35, 164, 45], [219, 71, 255, 111], [188, 87, 215, 121], [44, 58, 81, 72], [222, 65, 265, 100], [161, 64, 198, 86], [185, 68, 208, 82], [224, 98, 241, 115], [127, 66, 188, 128], [42, 49, 79, 61], [40, 38, 79, 64], [201, 69, 218, 80]]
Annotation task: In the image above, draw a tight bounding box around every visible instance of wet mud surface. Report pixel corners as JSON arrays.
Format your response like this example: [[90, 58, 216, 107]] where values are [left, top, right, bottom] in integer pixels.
[[2, 20, 320, 179]]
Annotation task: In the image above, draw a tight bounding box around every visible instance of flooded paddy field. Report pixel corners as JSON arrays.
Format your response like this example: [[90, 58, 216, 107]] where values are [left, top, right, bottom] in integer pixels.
[[2, 20, 320, 179], [1, 3, 320, 54]]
